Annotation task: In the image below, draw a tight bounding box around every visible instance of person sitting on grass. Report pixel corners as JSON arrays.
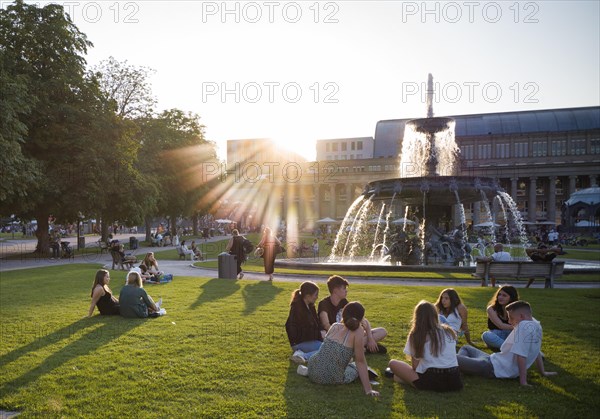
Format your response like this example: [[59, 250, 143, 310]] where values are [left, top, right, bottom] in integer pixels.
[[386, 301, 463, 392], [142, 252, 163, 277], [457, 300, 557, 386], [119, 271, 162, 318], [285, 281, 323, 364], [139, 264, 160, 284], [303, 302, 380, 398], [434, 288, 476, 346], [318, 275, 387, 354], [482, 285, 519, 351], [88, 269, 120, 316]]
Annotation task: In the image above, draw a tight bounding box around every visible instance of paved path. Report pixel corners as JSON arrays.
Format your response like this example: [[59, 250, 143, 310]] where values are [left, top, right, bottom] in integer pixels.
[[1, 234, 599, 289]]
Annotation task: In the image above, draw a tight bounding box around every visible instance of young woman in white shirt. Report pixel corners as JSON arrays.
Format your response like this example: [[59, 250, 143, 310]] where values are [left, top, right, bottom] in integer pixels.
[[387, 300, 463, 392]]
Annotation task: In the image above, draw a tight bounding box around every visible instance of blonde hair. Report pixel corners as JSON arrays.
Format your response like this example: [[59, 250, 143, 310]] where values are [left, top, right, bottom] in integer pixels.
[[127, 271, 143, 288]]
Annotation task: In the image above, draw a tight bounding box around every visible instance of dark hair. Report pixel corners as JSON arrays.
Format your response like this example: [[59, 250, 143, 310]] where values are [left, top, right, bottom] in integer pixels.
[[327, 275, 349, 294], [488, 285, 519, 318], [409, 300, 455, 359], [290, 281, 319, 305], [342, 301, 365, 331], [232, 229, 239, 236], [91, 269, 109, 297], [435, 288, 462, 316], [506, 300, 532, 315]]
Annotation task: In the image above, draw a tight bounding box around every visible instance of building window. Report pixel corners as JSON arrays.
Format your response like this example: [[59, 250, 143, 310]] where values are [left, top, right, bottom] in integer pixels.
[[515, 142, 528, 157], [351, 141, 356, 151], [341, 142, 347, 151], [495, 143, 510, 158], [532, 141, 547, 157], [570, 139, 586, 155], [551, 140, 567, 156], [462, 145, 474, 160], [517, 181, 526, 197], [477, 144, 491, 159], [591, 138, 600, 154], [326, 143, 330, 152], [332, 143, 338, 152], [357, 141, 363, 150]]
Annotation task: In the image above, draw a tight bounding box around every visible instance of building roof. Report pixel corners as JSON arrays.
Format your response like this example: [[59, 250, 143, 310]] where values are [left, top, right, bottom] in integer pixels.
[[376, 106, 600, 140], [565, 187, 600, 206]]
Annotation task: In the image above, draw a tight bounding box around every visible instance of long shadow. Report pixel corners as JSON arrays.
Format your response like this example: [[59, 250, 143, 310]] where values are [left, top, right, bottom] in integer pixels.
[[0, 316, 139, 399], [242, 280, 284, 316], [189, 277, 240, 309]]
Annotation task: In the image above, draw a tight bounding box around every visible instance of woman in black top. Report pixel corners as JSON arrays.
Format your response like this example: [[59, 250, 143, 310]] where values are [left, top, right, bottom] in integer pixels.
[[88, 269, 120, 316], [285, 281, 323, 364]]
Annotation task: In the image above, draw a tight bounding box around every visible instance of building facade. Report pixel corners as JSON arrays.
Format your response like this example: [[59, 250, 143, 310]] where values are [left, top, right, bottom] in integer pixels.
[[225, 107, 600, 231]]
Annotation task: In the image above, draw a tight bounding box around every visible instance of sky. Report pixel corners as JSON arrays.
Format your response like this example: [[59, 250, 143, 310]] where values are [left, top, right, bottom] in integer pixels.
[[26, 1, 600, 160]]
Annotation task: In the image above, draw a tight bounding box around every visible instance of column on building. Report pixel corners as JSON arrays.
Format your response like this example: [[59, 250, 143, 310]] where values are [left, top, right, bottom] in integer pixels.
[[547, 176, 556, 223], [346, 183, 353, 207], [510, 177, 518, 201], [313, 184, 320, 220], [329, 184, 336, 218], [569, 175, 577, 196], [528, 177, 537, 221]]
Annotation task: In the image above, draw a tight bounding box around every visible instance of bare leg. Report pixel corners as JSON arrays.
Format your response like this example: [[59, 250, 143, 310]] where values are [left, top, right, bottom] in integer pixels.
[[388, 360, 418, 386]]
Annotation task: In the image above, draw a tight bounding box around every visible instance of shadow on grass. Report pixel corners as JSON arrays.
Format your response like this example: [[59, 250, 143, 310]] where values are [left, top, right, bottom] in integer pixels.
[[242, 280, 284, 315], [0, 316, 140, 400], [189, 278, 240, 309]]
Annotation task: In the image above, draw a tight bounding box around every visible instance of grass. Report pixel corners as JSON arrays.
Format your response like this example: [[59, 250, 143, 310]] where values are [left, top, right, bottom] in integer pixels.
[[1, 264, 599, 418]]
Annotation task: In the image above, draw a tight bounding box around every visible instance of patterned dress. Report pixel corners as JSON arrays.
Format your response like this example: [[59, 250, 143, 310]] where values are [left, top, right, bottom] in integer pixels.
[[307, 329, 358, 384]]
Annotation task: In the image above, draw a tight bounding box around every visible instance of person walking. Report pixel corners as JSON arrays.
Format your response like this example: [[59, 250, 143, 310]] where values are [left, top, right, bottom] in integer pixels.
[[257, 226, 281, 281]]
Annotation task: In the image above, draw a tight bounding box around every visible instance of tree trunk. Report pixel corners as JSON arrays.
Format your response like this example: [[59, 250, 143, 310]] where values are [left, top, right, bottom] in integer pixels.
[[100, 216, 110, 242], [35, 212, 50, 255], [192, 212, 198, 236], [145, 217, 152, 242]]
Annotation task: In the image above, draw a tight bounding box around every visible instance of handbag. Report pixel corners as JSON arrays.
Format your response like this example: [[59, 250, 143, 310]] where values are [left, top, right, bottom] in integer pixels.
[[275, 243, 286, 254]]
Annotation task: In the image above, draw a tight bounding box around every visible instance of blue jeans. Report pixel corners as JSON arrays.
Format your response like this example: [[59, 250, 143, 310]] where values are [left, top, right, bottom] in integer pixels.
[[292, 340, 322, 360], [481, 329, 511, 350], [457, 345, 495, 378]]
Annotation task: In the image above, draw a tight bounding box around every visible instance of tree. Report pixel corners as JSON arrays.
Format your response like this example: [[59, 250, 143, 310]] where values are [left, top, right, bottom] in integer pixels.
[[92, 56, 156, 118], [0, 0, 102, 253], [137, 109, 218, 237]]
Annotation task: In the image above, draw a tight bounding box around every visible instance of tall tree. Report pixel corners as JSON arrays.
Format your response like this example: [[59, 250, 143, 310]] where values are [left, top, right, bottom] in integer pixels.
[[92, 56, 156, 118], [0, 0, 100, 253], [137, 109, 218, 236]]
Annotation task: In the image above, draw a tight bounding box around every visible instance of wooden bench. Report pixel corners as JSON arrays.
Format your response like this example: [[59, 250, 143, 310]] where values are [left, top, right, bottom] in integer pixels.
[[110, 250, 137, 270], [474, 260, 565, 288], [177, 246, 197, 261]]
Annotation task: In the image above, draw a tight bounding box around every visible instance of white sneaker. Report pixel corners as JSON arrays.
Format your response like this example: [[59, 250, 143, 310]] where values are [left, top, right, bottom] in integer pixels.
[[290, 350, 306, 364], [297, 365, 309, 376], [156, 298, 162, 309]]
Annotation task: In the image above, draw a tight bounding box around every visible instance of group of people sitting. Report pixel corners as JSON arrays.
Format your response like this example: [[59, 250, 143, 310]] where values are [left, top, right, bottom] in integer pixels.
[[88, 268, 165, 318], [178, 240, 203, 261], [286, 276, 557, 396]]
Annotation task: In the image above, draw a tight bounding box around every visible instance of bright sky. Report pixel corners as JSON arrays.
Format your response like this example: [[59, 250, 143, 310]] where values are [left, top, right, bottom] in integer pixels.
[[32, 1, 600, 160]]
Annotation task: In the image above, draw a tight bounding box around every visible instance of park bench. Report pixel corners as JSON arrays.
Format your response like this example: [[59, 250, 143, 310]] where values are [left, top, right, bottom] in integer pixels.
[[110, 249, 137, 270], [98, 239, 109, 254], [474, 260, 565, 288], [177, 246, 197, 261]]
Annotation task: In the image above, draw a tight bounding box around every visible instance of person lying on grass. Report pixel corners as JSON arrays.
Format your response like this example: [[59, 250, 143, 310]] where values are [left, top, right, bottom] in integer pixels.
[[119, 271, 162, 318], [305, 301, 380, 397], [456, 300, 557, 386], [435, 288, 476, 346], [318, 275, 387, 354], [88, 269, 120, 317], [387, 301, 463, 392]]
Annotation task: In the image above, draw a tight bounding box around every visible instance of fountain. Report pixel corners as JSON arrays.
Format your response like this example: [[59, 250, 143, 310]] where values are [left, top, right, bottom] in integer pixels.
[[326, 74, 530, 267]]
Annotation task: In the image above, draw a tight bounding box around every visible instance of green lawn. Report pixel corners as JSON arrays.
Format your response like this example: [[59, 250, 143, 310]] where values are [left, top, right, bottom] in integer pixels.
[[1, 264, 599, 417]]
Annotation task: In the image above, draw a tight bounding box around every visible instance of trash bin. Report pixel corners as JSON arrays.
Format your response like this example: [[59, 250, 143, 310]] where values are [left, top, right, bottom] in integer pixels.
[[129, 236, 138, 250], [77, 236, 85, 250], [218, 252, 237, 279]]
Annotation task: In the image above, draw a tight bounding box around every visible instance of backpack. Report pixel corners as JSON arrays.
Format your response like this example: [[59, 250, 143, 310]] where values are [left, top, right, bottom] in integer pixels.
[[242, 237, 254, 254]]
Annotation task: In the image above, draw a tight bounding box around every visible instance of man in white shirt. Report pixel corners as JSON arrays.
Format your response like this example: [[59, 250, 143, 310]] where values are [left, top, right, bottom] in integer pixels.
[[456, 301, 557, 386]]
